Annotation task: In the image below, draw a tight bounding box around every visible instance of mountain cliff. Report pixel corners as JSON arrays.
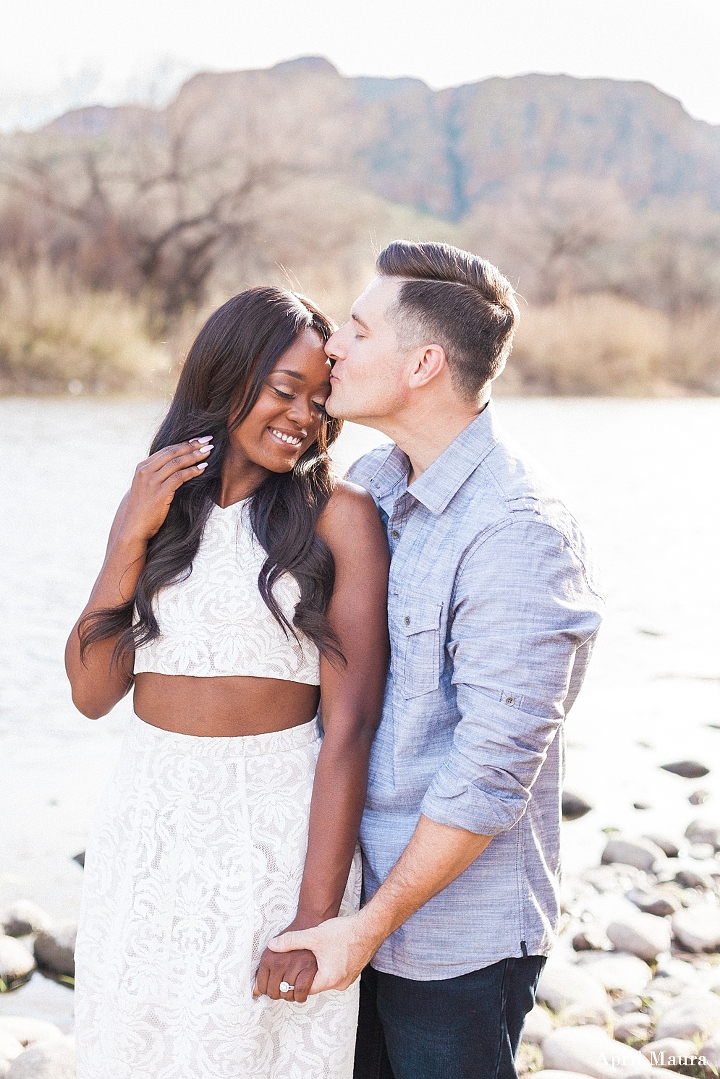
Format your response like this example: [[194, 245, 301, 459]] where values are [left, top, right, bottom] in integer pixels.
[[46, 57, 720, 218]]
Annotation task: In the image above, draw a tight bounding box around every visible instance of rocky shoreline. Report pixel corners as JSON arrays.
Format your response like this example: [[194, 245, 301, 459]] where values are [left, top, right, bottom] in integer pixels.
[[2, 782, 720, 1078]]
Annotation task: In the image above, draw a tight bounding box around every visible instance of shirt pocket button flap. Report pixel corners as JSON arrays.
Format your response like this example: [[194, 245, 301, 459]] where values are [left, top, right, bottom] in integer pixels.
[[399, 600, 442, 699]]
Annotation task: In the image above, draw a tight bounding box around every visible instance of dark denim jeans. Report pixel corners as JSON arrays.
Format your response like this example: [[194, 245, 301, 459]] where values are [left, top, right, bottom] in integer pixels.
[[353, 955, 546, 1079]]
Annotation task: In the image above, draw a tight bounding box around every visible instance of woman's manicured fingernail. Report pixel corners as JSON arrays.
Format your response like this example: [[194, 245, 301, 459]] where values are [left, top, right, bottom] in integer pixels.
[[198, 444, 213, 453], [197, 461, 209, 470], [196, 435, 213, 444]]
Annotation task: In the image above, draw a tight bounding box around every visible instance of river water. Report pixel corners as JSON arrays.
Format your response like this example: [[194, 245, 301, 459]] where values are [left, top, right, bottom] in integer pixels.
[[1, 395, 719, 928]]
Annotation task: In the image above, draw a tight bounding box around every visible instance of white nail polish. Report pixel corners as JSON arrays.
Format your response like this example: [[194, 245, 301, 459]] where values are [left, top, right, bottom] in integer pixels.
[[199, 444, 213, 452], [197, 461, 209, 470], [196, 435, 213, 444]]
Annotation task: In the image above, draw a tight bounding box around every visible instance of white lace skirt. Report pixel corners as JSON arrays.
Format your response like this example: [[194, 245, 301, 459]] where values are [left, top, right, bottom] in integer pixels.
[[75, 715, 361, 1079]]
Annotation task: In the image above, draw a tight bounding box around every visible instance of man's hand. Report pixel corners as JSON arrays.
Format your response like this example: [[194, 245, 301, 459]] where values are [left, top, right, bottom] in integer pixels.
[[268, 911, 380, 994]]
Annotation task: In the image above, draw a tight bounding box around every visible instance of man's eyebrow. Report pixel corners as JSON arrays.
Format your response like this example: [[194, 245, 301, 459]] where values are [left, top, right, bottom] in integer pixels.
[[351, 311, 370, 332]]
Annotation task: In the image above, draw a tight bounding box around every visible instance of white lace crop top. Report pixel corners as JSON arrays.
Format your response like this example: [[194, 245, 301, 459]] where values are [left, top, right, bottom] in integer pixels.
[[133, 499, 321, 684]]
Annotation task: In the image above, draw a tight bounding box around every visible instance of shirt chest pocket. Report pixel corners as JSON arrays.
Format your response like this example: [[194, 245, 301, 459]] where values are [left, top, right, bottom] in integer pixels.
[[393, 598, 443, 700]]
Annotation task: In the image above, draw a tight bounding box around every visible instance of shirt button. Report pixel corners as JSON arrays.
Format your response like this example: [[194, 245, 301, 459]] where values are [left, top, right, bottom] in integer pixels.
[[505, 696, 515, 706], [391, 529, 400, 539], [404, 616, 411, 625]]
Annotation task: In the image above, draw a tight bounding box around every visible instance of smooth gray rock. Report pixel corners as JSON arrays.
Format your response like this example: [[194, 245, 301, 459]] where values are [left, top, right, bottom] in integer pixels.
[[653, 990, 720, 1041], [613, 996, 645, 1016], [582, 864, 654, 894], [33, 925, 75, 978], [541, 1026, 651, 1078], [689, 789, 711, 806], [563, 792, 594, 821], [0, 903, 53, 939], [0, 1019, 63, 1047], [671, 906, 720, 952], [601, 838, 666, 873], [606, 913, 672, 962], [576, 953, 654, 995], [626, 887, 680, 918], [537, 964, 609, 1013], [640, 1038, 702, 1073], [661, 761, 710, 779], [685, 820, 720, 850], [0, 938, 36, 989], [573, 927, 611, 952], [7, 1036, 75, 1078], [522, 1004, 554, 1045], [613, 1013, 654, 1046]]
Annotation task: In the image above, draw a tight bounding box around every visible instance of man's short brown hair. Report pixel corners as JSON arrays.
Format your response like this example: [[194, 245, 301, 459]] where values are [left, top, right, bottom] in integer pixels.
[[377, 240, 519, 402]]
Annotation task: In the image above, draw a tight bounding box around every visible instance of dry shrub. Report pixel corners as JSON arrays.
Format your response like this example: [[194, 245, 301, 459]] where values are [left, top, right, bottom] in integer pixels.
[[508, 293, 672, 395], [0, 265, 171, 393]]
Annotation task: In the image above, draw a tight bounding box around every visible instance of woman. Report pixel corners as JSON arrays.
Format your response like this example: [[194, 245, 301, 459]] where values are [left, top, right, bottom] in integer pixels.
[[65, 287, 389, 1079]]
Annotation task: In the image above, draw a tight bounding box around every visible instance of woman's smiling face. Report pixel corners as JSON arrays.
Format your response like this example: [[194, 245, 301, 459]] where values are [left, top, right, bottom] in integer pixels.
[[228, 328, 332, 476]]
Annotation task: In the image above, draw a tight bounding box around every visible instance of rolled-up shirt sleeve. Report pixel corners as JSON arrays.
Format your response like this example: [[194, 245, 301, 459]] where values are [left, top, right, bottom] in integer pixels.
[[419, 518, 604, 836]]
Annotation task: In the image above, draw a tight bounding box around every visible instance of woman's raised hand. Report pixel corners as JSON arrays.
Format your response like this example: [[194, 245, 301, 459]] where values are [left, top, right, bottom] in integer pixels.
[[120, 437, 214, 543]]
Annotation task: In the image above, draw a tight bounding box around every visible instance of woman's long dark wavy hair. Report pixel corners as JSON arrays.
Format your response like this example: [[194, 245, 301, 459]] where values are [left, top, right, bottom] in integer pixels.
[[79, 286, 344, 668]]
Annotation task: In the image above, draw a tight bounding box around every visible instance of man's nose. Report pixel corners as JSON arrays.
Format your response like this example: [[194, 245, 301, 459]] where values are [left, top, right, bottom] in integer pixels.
[[325, 327, 345, 360]]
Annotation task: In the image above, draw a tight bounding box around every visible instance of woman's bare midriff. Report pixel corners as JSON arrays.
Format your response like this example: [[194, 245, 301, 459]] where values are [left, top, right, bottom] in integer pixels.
[[133, 672, 321, 737]]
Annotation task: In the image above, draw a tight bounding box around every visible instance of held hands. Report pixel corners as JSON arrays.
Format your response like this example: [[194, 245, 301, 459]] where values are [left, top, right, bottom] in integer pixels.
[[265, 912, 379, 995], [253, 919, 319, 1004], [119, 437, 214, 544]]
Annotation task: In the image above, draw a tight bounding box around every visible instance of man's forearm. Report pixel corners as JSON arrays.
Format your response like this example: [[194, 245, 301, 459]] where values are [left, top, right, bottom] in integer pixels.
[[356, 814, 492, 950]]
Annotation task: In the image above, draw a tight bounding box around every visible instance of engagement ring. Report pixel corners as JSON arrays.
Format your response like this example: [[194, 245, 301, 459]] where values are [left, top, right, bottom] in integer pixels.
[[279, 981, 295, 993]]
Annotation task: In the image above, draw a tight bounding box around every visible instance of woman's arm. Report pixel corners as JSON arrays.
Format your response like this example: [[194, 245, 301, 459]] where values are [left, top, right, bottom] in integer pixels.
[[254, 481, 390, 1002], [64, 439, 214, 719]]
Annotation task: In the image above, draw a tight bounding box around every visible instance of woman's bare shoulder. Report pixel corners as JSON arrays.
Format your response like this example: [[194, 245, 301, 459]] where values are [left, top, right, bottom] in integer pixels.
[[317, 480, 386, 555]]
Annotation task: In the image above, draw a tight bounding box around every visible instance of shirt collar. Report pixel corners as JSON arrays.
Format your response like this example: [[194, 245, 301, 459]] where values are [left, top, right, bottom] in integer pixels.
[[368, 401, 500, 516]]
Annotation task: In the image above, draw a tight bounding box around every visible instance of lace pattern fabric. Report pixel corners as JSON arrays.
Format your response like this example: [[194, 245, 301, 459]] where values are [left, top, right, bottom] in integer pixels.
[[75, 716, 361, 1079], [133, 500, 321, 684]]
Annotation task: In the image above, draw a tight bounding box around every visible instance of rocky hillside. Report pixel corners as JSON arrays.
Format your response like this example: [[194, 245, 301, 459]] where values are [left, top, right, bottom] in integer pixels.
[[46, 56, 720, 219]]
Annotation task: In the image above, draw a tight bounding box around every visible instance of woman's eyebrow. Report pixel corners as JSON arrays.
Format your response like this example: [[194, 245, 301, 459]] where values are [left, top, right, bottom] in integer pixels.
[[273, 369, 305, 381]]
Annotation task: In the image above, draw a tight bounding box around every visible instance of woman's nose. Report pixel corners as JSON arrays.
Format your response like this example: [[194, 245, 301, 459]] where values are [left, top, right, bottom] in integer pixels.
[[286, 396, 313, 427]]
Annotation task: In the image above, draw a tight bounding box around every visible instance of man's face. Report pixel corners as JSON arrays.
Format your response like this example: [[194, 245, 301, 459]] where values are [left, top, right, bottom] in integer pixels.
[[324, 276, 409, 425]]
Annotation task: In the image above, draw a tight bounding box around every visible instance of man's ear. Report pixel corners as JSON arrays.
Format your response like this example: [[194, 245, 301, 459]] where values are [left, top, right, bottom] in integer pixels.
[[407, 344, 448, 389]]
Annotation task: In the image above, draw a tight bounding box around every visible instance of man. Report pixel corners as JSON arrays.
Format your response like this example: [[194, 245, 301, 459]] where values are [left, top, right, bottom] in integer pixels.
[[270, 241, 603, 1079]]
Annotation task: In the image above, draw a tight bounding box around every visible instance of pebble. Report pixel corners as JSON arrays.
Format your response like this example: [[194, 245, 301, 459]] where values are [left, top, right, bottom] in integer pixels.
[[572, 927, 610, 952], [7, 1035, 75, 1078], [613, 996, 645, 1016], [0, 1019, 63, 1047], [606, 913, 672, 962], [0, 1032, 23, 1069], [522, 1004, 554, 1045], [0, 904, 53, 940], [653, 990, 720, 1041], [674, 868, 714, 890], [642, 835, 681, 859], [671, 906, 720, 952], [641, 1038, 702, 1072], [689, 789, 711, 806], [575, 953, 654, 995], [557, 1003, 614, 1029], [0, 939, 35, 990], [699, 1035, 720, 1077], [33, 926, 76, 979], [601, 837, 666, 873], [563, 792, 594, 821], [626, 887, 680, 918], [685, 821, 720, 850], [537, 964, 609, 1013], [541, 1025, 651, 1078], [613, 1012, 654, 1045], [661, 761, 710, 779], [582, 865, 655, 894], [532, 1073, 592, 1079]]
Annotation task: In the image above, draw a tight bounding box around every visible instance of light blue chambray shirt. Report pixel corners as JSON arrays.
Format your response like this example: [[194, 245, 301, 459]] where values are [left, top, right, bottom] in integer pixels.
[[347, 402, 604, 981]]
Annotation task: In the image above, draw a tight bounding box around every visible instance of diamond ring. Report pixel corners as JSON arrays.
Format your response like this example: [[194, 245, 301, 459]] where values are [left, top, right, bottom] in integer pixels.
[[279, 981, 295, 993]]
